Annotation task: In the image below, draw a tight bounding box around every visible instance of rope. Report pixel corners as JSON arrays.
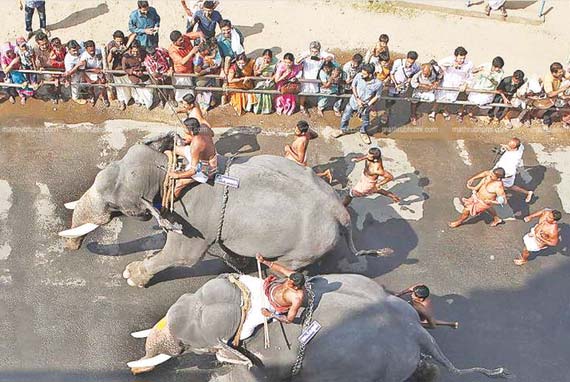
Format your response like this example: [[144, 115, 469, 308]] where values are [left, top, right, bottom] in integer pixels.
[[227, 274, 252, 347], [206, 155, 244, 274], [291, 280, 316, 377]]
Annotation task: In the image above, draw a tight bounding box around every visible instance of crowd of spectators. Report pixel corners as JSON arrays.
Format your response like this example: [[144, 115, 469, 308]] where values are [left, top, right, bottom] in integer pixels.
[[1, 0, 570, 131]]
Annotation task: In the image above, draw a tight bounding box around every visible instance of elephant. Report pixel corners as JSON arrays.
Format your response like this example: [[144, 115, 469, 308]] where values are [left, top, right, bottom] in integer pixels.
[[127, 273, 511, 382], [60, 137, 390, 287]]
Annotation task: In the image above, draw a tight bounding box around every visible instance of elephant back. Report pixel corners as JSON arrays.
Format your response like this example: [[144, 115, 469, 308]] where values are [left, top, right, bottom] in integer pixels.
[[167, 276, 242, 349]]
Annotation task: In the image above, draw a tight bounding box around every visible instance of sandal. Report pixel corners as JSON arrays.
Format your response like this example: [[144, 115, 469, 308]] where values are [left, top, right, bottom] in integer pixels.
[[456, 113, 464, 123], [9, 96, 15, 104], [20, 97, 26, 105], [428, 112, 436, 122], [442, 112, 451, 121], [410, 116, 417, 126], [468, 114, 478, 123]]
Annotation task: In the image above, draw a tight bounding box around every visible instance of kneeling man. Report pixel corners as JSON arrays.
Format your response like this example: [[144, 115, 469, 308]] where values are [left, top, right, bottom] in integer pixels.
[[167, 117, 219, 199], [514, 208, 561, 266], [235, 254, 305, 342]]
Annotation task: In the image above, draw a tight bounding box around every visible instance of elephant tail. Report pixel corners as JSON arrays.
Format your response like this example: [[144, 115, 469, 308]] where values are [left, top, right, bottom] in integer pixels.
[[417, 328, 513, 379], [341, 222, 394, 257]]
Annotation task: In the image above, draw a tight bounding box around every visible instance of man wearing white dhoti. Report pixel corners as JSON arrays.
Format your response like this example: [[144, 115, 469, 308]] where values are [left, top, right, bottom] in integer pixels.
[[432, 46, 473, 121]]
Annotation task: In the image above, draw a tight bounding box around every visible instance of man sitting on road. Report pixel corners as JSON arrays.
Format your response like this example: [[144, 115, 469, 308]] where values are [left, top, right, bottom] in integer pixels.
[[514, 209, 561, 266], [284, 120, 333, 183], [449, 167, 507, 228], [167, 117, 218, 199], [344, 147, 401, 207], [493, 137, 533, 203], [396, 284, 458, 329]]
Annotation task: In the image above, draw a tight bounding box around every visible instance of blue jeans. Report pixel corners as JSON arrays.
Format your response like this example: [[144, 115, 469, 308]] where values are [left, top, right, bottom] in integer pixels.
[[25, 3, 46, 32], [340, 103, 370, 134]]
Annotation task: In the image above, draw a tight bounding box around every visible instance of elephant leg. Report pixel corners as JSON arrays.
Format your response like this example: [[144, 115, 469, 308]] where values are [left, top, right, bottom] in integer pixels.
[[123, 233, 208, 287], [209, 367, 261, 382], [65, 188, 112, 250]]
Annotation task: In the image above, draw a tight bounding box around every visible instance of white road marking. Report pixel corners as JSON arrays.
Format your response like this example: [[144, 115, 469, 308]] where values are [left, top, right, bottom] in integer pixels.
[[34, 182, 64, 265], [336, 135, 425, 229], [455, 140, 472, 166], [530, 143, 570, 213], [0, 180, 13, 284], [40, 277, 87, 287]]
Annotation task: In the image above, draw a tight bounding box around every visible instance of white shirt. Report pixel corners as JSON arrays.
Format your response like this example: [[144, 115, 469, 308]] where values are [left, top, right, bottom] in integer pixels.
[[64, 53, 81, 72], [494, 144, 524, 178], [390, 58, 420, 85], [80, 49, 103, 69]]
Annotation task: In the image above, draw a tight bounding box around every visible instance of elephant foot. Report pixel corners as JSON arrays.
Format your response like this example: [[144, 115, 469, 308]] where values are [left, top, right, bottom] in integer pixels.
[[64, 238, 82, 251], [123, 261, 152, 288]]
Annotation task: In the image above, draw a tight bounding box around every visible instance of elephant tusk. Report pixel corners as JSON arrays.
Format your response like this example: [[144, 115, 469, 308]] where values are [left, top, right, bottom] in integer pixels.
[[64, 201, 79, 210], [131, 329, 152, 338], [127, 354, 172, 368], [58, 223, 100, 238]]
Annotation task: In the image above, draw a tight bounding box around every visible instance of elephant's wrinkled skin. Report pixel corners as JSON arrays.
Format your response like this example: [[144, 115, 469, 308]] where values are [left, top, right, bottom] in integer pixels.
[[130, 274, 510, 382], [65, 142, 385, 287]]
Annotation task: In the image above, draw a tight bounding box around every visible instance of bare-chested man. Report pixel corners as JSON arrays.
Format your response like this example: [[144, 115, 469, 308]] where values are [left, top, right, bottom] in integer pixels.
[[256, 254, 305, 324], [177, 93, 212, 129], [514, 208, 561, 266], [449, 167, 507, 228], [343, 147, 401, 207], [167, 117, 219, 199], [396, 284, 458, 329], [284, 120, 333, 183]]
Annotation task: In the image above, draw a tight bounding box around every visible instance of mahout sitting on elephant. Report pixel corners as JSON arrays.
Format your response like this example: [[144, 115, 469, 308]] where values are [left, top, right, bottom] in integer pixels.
[[59, 132, 391, 287], [127, 273, 511, 382]]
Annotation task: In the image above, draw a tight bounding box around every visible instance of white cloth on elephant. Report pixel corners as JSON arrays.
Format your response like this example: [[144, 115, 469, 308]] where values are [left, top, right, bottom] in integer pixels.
[[523, 226, 545, 252], [238, 275, 273, 340], [488, 0, 506, 10], [494, 144, 524, 188]]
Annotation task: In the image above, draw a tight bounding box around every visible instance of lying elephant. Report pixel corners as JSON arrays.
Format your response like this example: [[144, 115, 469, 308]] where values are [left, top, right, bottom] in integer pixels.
[[127, 273, 510, 382], [60, 140, 389, 287]]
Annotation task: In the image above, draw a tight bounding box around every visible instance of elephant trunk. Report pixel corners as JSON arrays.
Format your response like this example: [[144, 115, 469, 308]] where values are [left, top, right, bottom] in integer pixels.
[[64, 188, 112, 250]]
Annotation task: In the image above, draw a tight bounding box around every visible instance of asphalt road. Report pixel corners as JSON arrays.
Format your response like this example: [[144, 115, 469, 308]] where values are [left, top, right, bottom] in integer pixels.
[[0, 120, 569, 382]]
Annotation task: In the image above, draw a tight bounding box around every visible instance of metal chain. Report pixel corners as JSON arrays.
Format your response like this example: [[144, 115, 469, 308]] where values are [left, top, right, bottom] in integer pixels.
[[208, 156, 244, 274], [291, 280, 315, 377]]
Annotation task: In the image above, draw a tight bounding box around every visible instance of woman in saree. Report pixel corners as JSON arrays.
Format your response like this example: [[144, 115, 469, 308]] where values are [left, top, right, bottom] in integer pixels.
[[273, 52, 302, 116], [226, 52, 256, 116], [1, 42, 34, 105], [251, 48, 277, 114]]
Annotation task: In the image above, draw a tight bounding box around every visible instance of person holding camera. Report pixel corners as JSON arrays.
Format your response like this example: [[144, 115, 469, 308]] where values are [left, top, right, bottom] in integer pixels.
[[493, 137, 533, 203], [129, 1, 161, 51]]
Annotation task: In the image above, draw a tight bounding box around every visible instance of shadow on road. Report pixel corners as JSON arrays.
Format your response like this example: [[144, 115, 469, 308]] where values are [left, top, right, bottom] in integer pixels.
[[47, 3, 109, 32]]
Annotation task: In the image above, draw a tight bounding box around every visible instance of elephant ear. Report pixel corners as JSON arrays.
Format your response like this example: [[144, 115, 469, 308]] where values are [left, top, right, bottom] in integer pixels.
[[167, 277, 242, 350], [142, 131, 177, 153]]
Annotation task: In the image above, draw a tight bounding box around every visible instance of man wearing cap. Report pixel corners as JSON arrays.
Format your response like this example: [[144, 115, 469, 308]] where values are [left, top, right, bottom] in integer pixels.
[[396, 284, 458, 329]]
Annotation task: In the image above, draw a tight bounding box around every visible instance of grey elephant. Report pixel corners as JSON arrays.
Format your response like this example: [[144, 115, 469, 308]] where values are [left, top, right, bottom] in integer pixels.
[[59, 139, 390, 287], [127, 273, 510, 381]]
